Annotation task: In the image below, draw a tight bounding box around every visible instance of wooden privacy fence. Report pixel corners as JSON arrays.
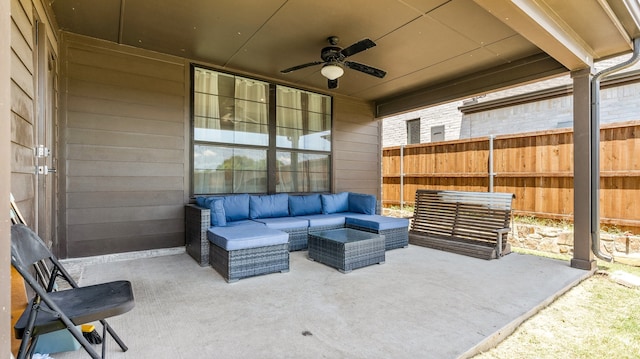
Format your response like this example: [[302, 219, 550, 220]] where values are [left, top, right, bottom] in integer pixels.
[[382, 120, 640, 232]]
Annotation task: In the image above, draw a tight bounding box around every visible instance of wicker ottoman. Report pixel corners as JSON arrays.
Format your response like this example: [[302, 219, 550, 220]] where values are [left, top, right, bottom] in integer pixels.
[[345, 215, 410, 250], [308, 228, 385, 273], [208, 226, 290, 282]]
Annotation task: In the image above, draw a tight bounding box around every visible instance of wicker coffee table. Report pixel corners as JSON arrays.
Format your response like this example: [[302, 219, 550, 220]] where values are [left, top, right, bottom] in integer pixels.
[[308, 228, 385, 273]]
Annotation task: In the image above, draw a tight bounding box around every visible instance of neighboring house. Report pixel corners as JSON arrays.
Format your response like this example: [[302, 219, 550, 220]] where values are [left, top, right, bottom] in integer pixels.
[[383, 57, 640, 147]]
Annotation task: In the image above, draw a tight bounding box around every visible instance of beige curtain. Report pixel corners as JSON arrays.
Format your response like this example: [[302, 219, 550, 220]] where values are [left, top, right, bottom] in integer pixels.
[[194, 69, 221, 132]]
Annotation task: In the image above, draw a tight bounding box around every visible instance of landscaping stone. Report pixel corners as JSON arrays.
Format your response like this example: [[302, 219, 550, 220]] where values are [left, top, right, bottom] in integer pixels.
[[384, 208, 640, 258], [557, 232, 573, 246], [610, 271, 640, 288]]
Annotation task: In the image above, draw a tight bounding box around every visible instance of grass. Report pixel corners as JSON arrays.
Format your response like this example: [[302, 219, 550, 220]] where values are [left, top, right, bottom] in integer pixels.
[[514, 215, 573, 230], [473, 250, 640, 359]]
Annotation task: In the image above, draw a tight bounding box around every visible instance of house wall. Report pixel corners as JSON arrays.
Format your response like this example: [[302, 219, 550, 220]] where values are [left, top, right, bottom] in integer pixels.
[[382, 102, 463, 146], [58, 33, 188, 257], [11, 0, 38, 227], [333, 96, 381, 197], [8, 0, 59, 351], [2, 0, 11, 351], [10, 0, 59, 231], [10, 2, 61, 241], [460, 82, 640, 138], [383, 60, 640, 146], [57, 33, 380, 258]]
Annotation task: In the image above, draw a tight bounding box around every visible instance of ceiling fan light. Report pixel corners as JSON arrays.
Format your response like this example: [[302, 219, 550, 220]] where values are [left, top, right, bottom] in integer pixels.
[[321, 64, 344, 80]]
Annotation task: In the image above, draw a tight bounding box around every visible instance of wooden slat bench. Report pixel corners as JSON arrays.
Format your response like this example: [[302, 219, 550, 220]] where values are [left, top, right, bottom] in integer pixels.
[[408, 189, 515, 260]]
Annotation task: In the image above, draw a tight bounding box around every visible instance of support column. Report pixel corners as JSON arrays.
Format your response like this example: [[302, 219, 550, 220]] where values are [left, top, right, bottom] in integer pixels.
[[571, 68, 597, 270]]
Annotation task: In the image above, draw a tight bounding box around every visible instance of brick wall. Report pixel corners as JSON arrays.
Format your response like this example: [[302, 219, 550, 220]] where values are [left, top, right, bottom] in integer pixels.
[[382, 57, 640, 147], [382, 102, 463, 147]]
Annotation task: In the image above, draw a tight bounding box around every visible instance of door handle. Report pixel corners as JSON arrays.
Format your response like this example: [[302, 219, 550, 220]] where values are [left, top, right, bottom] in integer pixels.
[[37, 166, 57, 175]]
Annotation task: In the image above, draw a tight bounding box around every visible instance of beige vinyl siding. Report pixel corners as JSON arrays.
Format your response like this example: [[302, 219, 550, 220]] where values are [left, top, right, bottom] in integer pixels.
[[56, 33, 381, 258], [332, 96, 381, 197], [2, 0, 12, 351], [10, 0, 35, 225], [60, 33, 186, 257]]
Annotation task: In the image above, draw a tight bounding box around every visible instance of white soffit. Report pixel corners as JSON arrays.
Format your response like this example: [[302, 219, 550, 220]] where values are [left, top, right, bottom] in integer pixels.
[[474, 0, 628, 70]]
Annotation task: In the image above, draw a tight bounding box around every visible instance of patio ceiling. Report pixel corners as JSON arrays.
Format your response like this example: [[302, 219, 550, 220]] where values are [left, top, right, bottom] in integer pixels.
[[50, 0, 640, 116]]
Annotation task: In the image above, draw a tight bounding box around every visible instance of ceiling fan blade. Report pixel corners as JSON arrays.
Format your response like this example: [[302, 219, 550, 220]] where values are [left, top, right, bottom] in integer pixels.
[[344, 61, 387, 78], [328, 79, 338, 89], [340, 38, 376, 58], [281, 61, 324, 73]]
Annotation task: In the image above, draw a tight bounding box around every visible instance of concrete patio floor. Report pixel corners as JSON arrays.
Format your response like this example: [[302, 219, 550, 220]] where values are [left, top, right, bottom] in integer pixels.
[[53, 245, 591, 359]]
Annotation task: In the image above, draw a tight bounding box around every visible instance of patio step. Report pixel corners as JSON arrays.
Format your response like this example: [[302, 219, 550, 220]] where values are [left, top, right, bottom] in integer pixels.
[[409, 233, 511, 260]]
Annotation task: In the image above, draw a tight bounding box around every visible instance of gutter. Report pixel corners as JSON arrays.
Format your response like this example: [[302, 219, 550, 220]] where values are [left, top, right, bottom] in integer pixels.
[[590, 37, 640, 262]]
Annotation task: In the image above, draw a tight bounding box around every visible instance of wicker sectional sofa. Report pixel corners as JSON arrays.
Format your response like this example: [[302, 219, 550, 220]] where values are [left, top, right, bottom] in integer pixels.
[[185, 192, 409, 282]]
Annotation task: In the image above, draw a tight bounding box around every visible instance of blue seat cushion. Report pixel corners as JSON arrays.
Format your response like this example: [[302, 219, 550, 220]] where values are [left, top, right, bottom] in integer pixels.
[[321, 192, 349, 214], [296, 213, 351, 228], [252, 217, 308, 230], [345, 215, 410, 231], [207, 226, 288, 251], [288, 194, 323, 216], [250, 194, 289, 219]]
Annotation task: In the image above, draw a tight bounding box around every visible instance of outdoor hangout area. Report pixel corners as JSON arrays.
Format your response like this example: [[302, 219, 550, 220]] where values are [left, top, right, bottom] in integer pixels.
[[185, 189, 523, 282], [186, 191, 409, 281], [10, 188, 576, 358], [6, 0, 640, 358]]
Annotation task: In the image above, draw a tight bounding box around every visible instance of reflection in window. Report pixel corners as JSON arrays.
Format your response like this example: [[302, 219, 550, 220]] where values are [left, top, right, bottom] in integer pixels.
[[275, 86, 331, 192], [276, 152, 330, 192], [192, 66, 332, 195], [194, 145, 267, 194], [194, 70, 269, 146], [193, 68, 269, 194]]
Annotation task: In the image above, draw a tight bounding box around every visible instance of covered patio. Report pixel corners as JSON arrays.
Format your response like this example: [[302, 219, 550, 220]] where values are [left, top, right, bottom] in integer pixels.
[[53, 246, 588, 359], [3, 0, 640, 357]]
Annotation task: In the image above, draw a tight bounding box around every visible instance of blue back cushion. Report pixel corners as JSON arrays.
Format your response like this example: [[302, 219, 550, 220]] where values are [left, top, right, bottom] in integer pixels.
[[206, 197, 227, 226], [223, 194, 250, 222], [348, 193, 376, 215], [249, 194, 289, 219], [321, 192, 349, 214], [288, 194, 323, 216], [195, 196, 208, 208], [195, 196, 227, 226]]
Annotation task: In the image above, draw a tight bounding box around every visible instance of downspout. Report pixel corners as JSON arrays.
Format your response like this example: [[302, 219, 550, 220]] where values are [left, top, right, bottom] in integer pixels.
[[400, 145, 404, 212], [488, 135, 495, 192], [589, 37, 640, 262]]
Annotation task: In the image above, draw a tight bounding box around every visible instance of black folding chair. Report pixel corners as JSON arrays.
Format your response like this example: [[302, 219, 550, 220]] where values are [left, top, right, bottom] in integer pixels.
[[11, 224, 135, 359]]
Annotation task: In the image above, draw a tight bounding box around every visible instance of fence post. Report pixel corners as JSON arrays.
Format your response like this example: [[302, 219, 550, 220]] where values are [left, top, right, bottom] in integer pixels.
[[400, 145, 404, 211], [489, 135, 495, 192]]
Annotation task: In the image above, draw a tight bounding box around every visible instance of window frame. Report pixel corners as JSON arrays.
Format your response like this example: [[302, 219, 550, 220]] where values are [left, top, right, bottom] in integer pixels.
[[406, 118, 421, 144], [430, 125, 445, 142], [190, 64, 333, 196]]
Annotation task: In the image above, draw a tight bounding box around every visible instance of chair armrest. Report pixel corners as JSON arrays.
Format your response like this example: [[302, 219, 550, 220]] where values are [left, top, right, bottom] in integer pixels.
[[493, 227, 511, 257], [185, 204, 210, 266]]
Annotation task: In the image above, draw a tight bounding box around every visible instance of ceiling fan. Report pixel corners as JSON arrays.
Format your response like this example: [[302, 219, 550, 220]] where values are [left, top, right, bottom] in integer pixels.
[[281, 36, 386, 89]]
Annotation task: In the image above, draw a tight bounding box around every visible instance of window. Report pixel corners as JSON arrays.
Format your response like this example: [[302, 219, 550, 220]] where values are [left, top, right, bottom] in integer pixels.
[[192, 66, 331, 194], [407, 119, 420, 144], [430, 125, 445, 142], [276, 86, 331, 193]]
